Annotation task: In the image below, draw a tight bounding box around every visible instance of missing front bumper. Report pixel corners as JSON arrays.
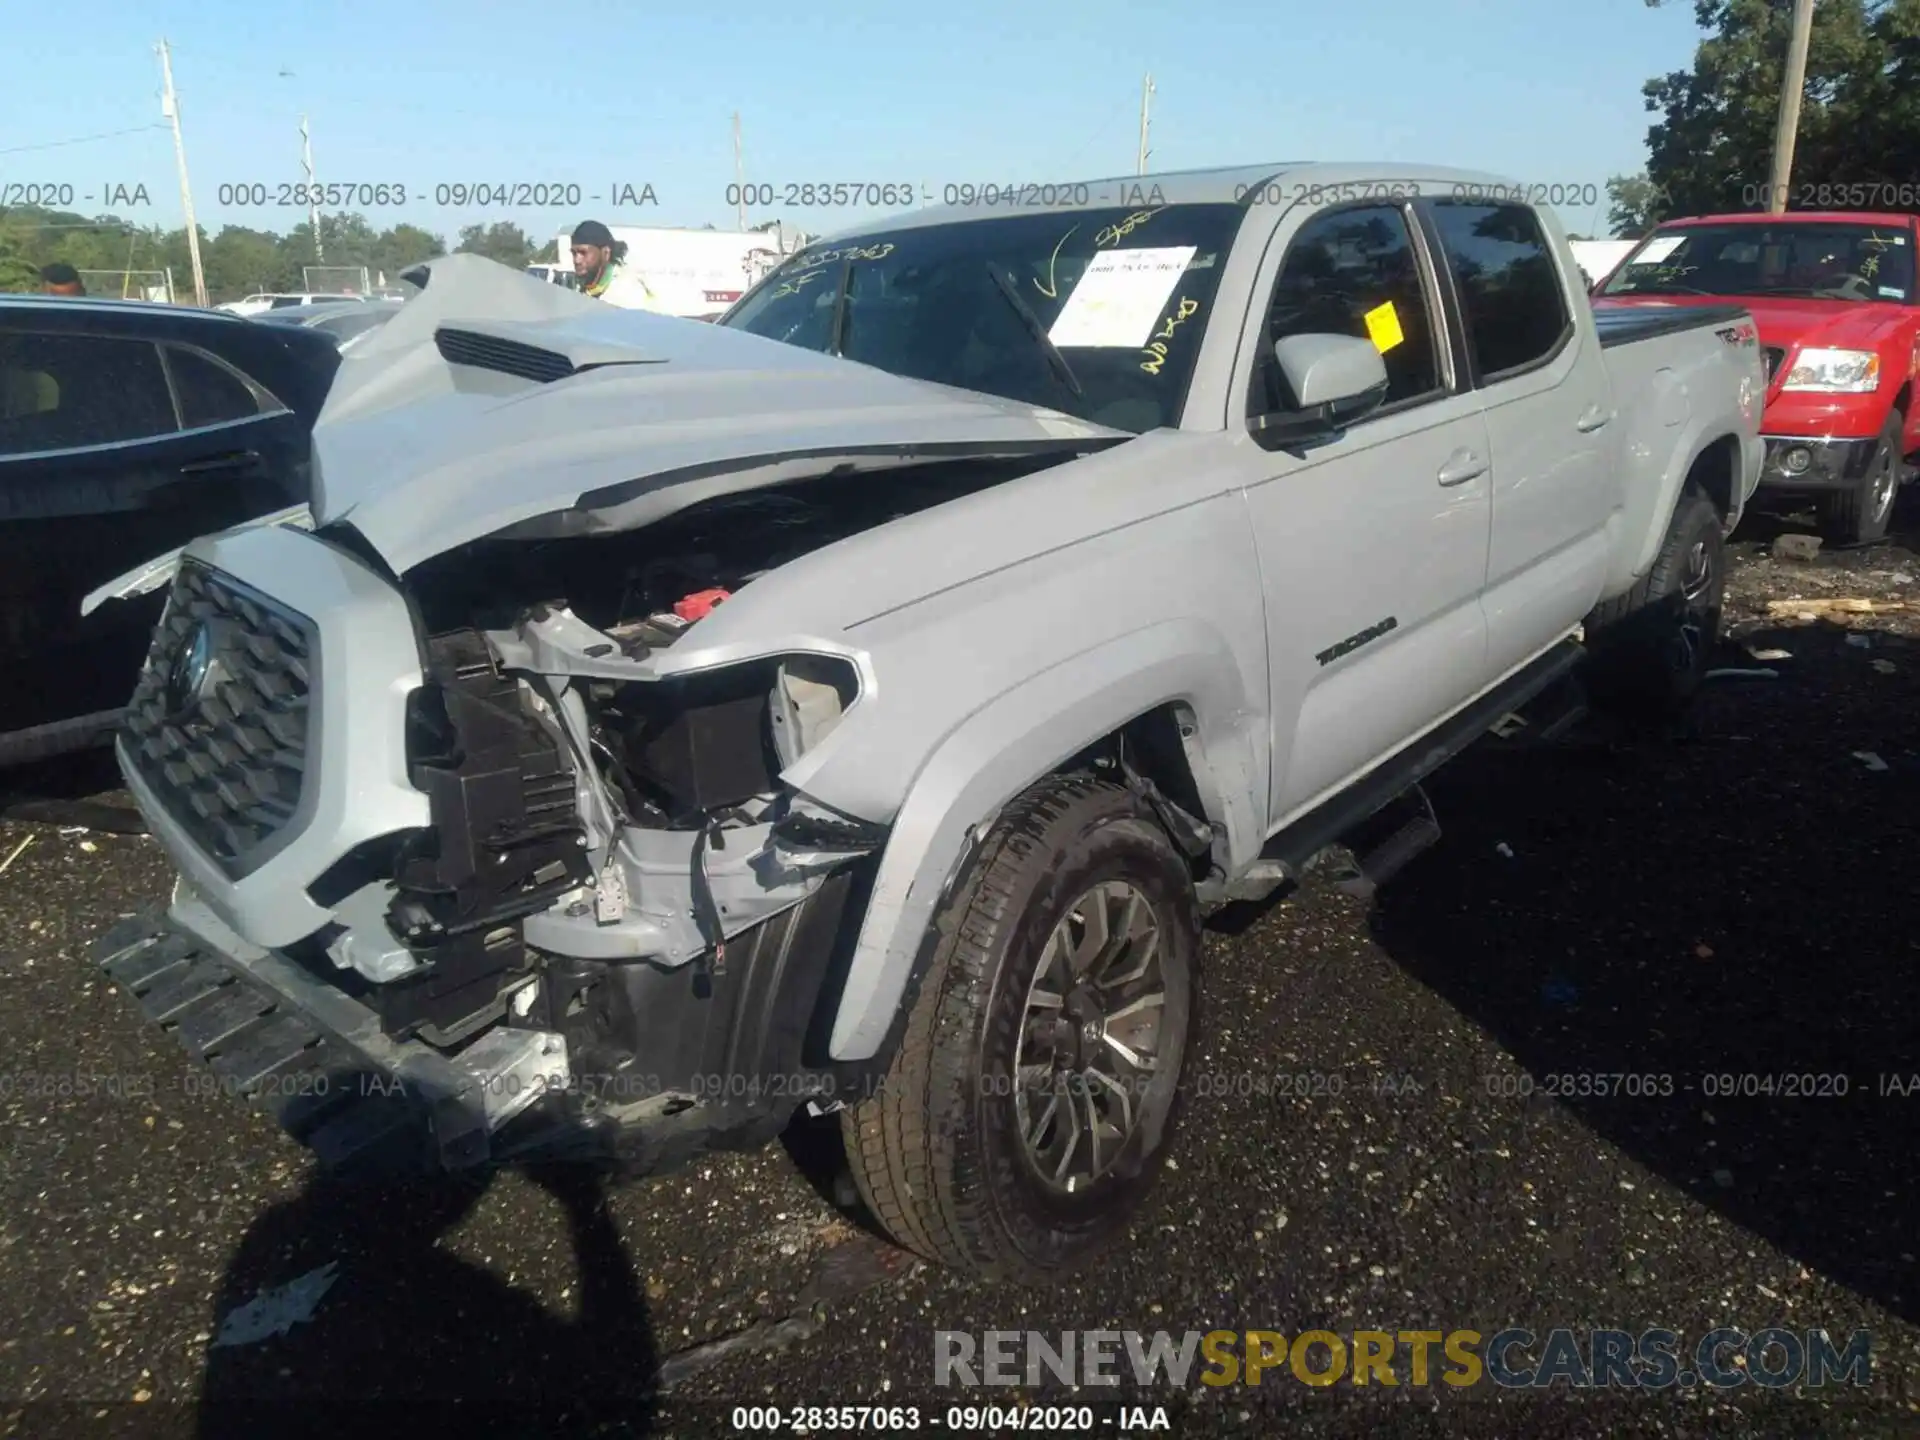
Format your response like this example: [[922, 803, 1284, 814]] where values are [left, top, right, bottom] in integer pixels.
[[90, 901, 577, 1180]]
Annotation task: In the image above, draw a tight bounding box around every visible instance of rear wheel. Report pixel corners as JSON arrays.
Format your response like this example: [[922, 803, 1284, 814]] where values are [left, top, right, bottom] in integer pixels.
[[1584, 481, 1727, 722], [839, 774, 1197, 1283], [1818, 409, 1903, 546]]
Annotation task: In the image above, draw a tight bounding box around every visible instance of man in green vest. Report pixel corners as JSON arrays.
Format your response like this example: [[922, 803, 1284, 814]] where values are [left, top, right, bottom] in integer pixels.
[[570, 220, 659, 310]]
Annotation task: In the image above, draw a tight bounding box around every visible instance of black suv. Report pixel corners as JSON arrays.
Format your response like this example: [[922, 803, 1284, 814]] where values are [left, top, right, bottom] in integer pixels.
[[0, 297, 341, 764]]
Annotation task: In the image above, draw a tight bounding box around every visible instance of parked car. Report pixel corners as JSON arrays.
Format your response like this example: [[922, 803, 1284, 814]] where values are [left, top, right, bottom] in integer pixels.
[[1593, 210, 1919, 544], [91, 166, 1762, 1282], [0, 296, 339, 764], [250, 297, 406, 353], [217, 293, 361, 318]]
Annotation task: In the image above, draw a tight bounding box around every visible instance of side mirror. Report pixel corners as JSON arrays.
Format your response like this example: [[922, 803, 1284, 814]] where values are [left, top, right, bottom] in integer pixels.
[[1251, 333, 1390, 440]]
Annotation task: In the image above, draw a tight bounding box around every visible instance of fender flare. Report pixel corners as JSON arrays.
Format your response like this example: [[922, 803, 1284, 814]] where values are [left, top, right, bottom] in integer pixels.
[[824, 617, 1264, 1061], [1615, 392, 1751, 595]]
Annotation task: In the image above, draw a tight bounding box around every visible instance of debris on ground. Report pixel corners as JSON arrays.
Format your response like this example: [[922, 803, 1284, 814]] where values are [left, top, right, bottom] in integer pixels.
[[1872, 659, 1898, 674], [0, 835, 33, 878], [1705, 667, 1778, 681], [1771, 533, 1823, 562], [1748, 648, 1793, 661], [209, 1262, 340, 1348], [1853, 751, 1890, 772], [1846, 634, 1874, 648], [1764, 597, 1904, 617]]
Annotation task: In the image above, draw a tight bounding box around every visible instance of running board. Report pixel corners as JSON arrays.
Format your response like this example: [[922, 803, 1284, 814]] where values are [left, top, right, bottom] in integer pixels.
[[1245, 639, 1585, 895], [1332, 786, 1443, 901]]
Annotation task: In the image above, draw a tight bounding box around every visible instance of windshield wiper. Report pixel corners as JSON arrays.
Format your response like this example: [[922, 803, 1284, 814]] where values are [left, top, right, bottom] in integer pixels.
[[985, 262, 1083, 398]]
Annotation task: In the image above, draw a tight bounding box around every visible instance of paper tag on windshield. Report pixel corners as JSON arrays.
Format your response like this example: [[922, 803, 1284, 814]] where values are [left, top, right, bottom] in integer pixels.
[[1049, 246, 1198, 348], [1634, 236, 1685, 264]]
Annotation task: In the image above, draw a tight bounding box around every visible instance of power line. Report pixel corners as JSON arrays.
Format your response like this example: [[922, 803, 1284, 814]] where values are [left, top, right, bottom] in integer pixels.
[[0, 124, 169, 157]]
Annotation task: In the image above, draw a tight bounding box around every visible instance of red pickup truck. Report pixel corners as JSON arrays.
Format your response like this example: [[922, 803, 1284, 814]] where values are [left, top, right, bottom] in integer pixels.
[[1592, 210, 1919, 544]]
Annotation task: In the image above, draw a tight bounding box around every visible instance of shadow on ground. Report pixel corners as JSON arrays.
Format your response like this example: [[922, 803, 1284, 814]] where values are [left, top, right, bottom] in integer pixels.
[[193, 1155, 659, 1438], [0, 746, 145, 833], [1732, 482, 1920, 556], [1360, 609, 1920, 1322]]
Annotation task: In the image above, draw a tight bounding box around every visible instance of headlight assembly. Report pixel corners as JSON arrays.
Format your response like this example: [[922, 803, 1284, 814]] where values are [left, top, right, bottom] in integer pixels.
[[1781, 347, 1880, 394], [769, 653, 861, 769]]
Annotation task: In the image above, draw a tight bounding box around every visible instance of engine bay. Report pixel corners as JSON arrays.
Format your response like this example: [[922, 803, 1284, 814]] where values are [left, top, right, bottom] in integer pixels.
[[401, 458, 1054, 639]]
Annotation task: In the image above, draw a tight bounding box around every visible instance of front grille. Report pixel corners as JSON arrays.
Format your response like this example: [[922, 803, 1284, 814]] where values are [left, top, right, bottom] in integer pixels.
[[1764, 346, 1786, 381], [123, 561, 317, 869]]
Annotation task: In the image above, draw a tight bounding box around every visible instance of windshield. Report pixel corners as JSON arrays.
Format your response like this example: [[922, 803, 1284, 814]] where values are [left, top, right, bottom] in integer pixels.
[[1599, 221, 1915, 302], [719, 204, 1244, 433]]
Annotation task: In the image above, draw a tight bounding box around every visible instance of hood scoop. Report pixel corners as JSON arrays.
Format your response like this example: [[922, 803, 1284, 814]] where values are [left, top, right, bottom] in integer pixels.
[[435, 327, 576, 383], [433, 320, 667, 385]]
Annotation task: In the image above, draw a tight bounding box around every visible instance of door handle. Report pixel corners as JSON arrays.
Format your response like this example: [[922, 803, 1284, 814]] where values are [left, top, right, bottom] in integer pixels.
[[1436, 449, 1488, 487], [178, 450, 259, 476], [1576, 404, 1614, 433]]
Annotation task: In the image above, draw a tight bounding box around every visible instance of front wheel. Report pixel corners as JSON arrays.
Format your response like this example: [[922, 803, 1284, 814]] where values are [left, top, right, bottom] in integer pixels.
[[1583, 481, 1727, 722], [1819, 409, 1903, 547], [839, 774, 1197, 1283]]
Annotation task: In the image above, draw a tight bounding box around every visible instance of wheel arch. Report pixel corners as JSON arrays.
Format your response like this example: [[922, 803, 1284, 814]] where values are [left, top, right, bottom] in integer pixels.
[[822, 620, 1266, 1062]]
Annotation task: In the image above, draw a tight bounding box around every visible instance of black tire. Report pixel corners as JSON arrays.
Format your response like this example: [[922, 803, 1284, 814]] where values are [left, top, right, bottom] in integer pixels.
[[839, 773, 1197, 1283], [1583, 481, 1727, 720], [1819, 409, 1903, 547]]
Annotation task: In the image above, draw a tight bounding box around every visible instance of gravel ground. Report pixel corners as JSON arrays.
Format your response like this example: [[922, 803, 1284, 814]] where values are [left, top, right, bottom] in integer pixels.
[[1, 508, 1918, 1439]]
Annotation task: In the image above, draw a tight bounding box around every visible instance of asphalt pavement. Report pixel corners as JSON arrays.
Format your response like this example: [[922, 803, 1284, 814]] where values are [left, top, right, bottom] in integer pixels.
[[1, 512, 1917, 1440]]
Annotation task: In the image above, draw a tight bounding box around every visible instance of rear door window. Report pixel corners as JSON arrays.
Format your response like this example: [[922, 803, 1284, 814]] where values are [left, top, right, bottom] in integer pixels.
[[165, 345, 271, 429], [0, 332, 179, 457], [1424, 202, 1572, 380]]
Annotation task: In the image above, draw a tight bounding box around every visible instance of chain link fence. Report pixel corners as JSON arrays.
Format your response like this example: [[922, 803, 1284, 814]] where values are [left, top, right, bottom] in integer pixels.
[[75, 269, 174, 303]]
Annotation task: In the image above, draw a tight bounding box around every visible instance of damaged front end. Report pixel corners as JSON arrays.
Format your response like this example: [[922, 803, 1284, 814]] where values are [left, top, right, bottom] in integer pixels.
[[92, 475, 977, 1182]]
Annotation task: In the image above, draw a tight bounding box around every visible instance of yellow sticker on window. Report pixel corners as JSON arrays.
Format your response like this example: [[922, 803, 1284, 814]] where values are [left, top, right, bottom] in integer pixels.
[[1364, 301, 1404, 353]]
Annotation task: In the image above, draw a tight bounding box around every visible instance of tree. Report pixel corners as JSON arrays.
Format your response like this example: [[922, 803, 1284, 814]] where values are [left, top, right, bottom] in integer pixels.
[[1635, 0, 1909, 215], [0, 202, 446, 302], [1605, 174, 1672, 235], [455, 221, 536, 269], [0, 227, 39, 292]]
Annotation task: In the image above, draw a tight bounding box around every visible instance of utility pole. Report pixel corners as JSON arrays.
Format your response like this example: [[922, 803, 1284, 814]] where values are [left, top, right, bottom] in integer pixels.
[[1136, 74, 1154, 175], [733, 112, 747, 230], [157, 39, 208, 307], [1767, 0, 1817, 214], [300, 115, 324, 261]]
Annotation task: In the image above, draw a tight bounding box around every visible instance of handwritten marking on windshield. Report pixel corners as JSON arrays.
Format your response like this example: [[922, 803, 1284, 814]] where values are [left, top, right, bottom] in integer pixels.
[[767, 241, 898, 298], [769, 270, 827, 299], [1034, 226, 1078, 300], [1095, 209, 1166, 248], [1139, 296, 1201, 374]]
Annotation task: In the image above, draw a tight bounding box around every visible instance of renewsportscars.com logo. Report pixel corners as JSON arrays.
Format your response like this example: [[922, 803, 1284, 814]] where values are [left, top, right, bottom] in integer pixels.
[[934, 1328, 1874, 1390]]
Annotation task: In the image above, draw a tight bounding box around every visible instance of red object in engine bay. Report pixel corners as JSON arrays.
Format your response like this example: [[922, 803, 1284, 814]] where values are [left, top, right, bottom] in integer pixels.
[[673, 587, 731, 622]]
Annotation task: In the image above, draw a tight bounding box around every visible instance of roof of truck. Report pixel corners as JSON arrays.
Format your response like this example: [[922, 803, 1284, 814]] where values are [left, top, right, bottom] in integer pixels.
[[813, 161, 1539, 240], [1658, 210, 1917, 230]]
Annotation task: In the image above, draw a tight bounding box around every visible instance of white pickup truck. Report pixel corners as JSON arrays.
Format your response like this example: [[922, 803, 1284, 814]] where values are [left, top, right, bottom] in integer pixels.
[[93, 163, 1763, 1283]]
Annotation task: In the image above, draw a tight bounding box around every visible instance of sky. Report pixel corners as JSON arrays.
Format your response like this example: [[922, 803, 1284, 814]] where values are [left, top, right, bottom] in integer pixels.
[[0, 0, 1710, 253]]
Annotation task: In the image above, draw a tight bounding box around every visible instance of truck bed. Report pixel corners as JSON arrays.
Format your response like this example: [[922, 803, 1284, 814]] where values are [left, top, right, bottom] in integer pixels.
[[1592, 301, 1752, 349]]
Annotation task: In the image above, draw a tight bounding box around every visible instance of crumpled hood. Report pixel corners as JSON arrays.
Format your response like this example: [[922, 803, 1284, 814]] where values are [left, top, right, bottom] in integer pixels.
[[310, 253, 1126, 574]]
